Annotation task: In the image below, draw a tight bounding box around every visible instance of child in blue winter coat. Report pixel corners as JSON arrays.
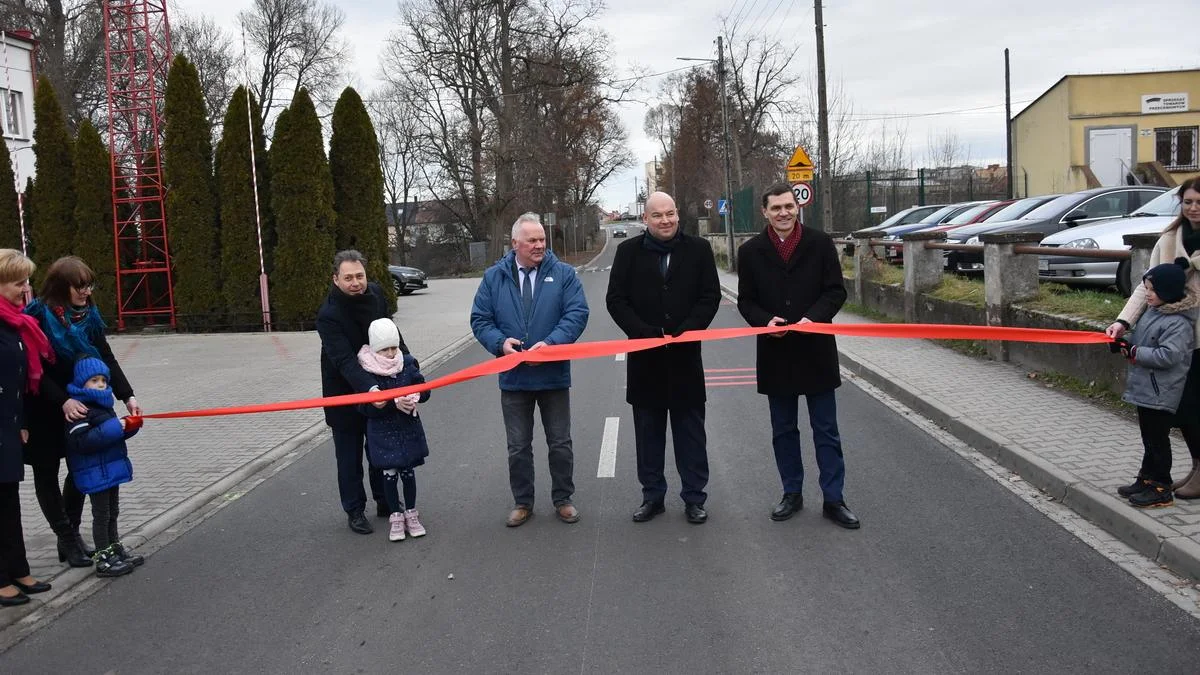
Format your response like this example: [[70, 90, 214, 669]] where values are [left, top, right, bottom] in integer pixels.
[[1114, 258, 1200, 508], [358, 318, 431, 541], [64, 357, 144, 577]]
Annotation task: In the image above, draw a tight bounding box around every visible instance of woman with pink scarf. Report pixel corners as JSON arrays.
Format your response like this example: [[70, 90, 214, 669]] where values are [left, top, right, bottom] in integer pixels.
[[357, 318, 431, 542], [0, 249, 53, 606]]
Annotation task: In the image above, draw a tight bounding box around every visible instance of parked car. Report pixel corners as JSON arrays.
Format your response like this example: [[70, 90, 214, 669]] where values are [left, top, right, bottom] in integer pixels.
[[843, 204, 945, 256], [944, 186, 1168, 273], [881, 200, 995, 262], [388, 265, 428, 295], [1037, 186, 1182, 295]]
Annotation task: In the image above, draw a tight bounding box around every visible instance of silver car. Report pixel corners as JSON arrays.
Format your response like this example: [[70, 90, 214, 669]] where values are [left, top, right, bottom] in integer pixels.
[[1037, 186, 1181, 295]]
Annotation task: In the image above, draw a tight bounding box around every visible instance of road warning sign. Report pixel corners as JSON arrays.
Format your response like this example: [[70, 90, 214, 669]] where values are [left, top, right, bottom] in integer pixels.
[[786, 145, 814, 183]]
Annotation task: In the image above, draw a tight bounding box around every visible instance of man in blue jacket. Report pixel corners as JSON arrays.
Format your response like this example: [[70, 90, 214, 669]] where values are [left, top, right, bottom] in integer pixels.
[[471, 213, 590, 527]]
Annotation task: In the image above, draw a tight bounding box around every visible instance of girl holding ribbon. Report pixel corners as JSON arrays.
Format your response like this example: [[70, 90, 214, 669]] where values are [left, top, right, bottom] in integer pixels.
[[23, 256, 141, 569]]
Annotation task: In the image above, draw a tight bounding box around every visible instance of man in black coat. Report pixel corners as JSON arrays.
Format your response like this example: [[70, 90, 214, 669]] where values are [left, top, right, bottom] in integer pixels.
[[736, 183, 858, 529], [606, 191, 720, 524], [316, 250, 406, 534]]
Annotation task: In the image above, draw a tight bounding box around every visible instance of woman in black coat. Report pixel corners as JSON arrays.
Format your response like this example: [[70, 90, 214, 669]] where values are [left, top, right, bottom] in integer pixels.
[[0, 249, 53, 606], [24, 257, 139, 568]]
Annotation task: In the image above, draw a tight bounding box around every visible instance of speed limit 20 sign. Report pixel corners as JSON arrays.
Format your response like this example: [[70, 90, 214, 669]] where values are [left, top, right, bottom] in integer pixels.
[[792, 182, 813, 207]]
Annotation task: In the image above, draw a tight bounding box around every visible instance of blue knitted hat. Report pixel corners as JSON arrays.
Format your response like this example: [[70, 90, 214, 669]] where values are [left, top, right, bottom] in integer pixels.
[[72, 357, 110, 388]]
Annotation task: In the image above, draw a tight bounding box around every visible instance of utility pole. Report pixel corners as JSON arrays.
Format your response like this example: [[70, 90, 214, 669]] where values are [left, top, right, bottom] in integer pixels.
[[633, 176, 639, 217], [814, 0, 832, 232], [1005, 48, 1014, 198], [718, 35, 735, 271]]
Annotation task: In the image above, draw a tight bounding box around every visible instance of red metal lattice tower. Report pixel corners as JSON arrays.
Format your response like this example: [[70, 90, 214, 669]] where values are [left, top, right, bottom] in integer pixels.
[[103, 0, 174, 330]]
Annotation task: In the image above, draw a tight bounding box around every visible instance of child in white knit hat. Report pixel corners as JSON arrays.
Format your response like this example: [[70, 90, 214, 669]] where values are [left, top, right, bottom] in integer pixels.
[[357, 318, 431, 541]]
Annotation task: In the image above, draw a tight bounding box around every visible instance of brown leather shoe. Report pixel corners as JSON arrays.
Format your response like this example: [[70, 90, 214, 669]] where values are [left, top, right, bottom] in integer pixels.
[[555, 503, 580, 524], [506, 506, 532, 527]]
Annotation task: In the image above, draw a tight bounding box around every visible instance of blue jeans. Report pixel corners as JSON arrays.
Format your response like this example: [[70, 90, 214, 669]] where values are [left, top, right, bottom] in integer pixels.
[[501, 389, 575, 507], [331, 428, 385, 514], [632, 405, 709, 505], [768, 391, 845, 503]]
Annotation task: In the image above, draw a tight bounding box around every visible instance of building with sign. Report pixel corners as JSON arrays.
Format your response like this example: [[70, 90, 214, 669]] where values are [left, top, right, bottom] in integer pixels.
[[1012, 68, 1199, 196]]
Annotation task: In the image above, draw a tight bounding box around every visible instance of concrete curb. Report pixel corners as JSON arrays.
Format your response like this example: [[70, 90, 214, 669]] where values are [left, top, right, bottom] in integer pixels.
[[717, 279, 1200, 583], [0, 331, 479, 647]]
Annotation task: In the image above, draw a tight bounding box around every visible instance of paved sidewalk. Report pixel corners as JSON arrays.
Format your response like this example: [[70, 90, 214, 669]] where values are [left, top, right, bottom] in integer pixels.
[[717, 268, 1200, 582], [16, 279, 482, 584]]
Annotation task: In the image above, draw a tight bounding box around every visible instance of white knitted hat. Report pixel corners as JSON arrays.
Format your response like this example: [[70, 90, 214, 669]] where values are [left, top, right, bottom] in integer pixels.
[[368, 318, 400, 352]]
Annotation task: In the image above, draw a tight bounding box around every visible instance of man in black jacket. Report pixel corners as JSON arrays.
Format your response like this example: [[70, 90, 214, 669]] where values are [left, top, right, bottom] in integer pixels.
[[736, 183, 858, 529], [606, 192, 721, 524], [316, 250, 405, 534]]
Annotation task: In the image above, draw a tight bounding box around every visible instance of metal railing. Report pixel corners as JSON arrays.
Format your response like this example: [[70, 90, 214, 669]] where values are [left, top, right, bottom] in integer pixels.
[[836, 238, 1131, 261]]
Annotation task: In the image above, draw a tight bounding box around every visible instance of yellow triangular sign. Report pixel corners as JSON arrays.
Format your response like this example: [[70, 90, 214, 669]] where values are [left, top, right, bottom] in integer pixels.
[[787, 145, 814, 170]]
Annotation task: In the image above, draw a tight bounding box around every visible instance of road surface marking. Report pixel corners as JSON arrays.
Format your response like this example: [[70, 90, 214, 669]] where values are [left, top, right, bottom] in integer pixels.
[[704, 367, 755, 373], [706, 380, 757, 388], [704, 374, 759, 381], [597, 417, 619, 478], [615, 353, 625, 361]]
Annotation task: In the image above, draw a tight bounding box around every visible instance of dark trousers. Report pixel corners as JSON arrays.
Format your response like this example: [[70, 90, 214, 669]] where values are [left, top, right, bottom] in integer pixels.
[[1137, 407, 1181, 485], [0, 483, 30, 588], [32, 458, 85, 538], [90, 486, 121, 550], [632, 405, 709, 505], [381, 468, 417, 514], [500, 388, 575, 507], [331, 428, 384, 514], [768, 391, 846, 503]]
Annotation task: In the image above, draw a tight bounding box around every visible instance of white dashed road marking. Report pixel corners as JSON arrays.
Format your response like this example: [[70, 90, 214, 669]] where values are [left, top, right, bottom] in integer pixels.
[[597, 417, 620, 478]]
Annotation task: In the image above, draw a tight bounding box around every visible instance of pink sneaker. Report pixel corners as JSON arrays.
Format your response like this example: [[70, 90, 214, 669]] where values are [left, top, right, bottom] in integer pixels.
[[388, 512, 406, 541], [404, 509, 426, 537]]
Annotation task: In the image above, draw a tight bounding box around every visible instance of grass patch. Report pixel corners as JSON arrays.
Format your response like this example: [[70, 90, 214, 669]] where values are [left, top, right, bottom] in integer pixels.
[[1020, 284, 1121, 324], [928, 275, 985, 306], [843, 301, 893, 322], [1028, 370, 1133, 417], [841, 255, 854, 278]]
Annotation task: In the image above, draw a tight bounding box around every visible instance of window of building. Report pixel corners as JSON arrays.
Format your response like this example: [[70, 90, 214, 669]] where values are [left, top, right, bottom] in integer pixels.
[[1156, 126, 1198, 171], [1, 89, 23, 138]]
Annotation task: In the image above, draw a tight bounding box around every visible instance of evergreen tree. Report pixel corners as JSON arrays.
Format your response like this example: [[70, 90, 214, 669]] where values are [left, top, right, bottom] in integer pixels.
[[30, 76, 76, 266], [164, 54, 220, 321], [0, 142, 21, 251], [330, 87, 395, 307], [269, 88, 335, 323], [216, 86, 274, 320], [72, 121, 117, 318]]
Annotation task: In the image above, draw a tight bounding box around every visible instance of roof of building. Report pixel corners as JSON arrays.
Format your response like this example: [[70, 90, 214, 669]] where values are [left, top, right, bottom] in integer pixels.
[[0, 30, 37, 47], [1013, 67, 1200, 121]]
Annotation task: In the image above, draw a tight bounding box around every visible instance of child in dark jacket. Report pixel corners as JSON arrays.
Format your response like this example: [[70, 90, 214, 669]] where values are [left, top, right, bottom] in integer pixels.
[[358, 319, 431, 541], [1115, 259, 1199, 508], [64, 357, 144, 576]]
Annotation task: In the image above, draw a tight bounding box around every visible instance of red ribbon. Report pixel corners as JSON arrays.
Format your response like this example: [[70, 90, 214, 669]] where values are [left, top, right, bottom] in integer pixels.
[[139, 323, 1110, 421]]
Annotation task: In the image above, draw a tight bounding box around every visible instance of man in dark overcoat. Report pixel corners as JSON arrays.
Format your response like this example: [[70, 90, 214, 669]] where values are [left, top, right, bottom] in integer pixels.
[[606, 191, 721, 524], [736, 183, 859, 529], [316, 249, 406, 534]]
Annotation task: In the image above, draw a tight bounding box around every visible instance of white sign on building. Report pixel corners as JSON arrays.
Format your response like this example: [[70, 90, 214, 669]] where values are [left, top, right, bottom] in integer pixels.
[[1141, 93, 1189, 114]]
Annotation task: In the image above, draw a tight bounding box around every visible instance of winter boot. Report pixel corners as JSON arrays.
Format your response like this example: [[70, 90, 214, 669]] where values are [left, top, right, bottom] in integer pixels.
[[93, 547, 134, 578], [388, 512, 406, 542], [111, 542, 145, 567], [1174, 464, 1200, 500], [1172, 460, 1199, 490], [73, 532, 95, 559], [1129, 481, 1174, 509], [56, 533, 92, 568], [404, 509, 426, 538], [1117, 477, 1150, 498]]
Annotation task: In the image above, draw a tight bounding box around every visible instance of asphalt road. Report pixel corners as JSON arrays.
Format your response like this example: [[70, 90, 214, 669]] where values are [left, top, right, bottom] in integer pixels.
[[5, 233, 1200, 673]]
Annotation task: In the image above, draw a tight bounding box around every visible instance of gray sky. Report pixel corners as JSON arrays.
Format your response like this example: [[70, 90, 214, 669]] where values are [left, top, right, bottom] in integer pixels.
[[174, 0, 1195, 211]]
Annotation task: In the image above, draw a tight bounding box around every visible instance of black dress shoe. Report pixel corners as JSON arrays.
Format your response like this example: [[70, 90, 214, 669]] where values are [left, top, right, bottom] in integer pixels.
[[771, 493, 804, 521], [348, 511, 373, 534], [0, 591, 30, 607], [11, 579, 50, 595], [632, 501, 665, 522], [822, 501, 861, 529], [684, 503, 708, 524]]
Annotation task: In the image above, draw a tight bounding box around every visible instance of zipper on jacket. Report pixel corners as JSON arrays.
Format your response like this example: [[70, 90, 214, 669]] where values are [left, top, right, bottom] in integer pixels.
[[1151, 372, 1160, 396]]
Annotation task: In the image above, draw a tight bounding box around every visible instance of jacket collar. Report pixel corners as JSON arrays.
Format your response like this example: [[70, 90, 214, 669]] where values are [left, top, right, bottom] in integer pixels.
[[499, 249, 560, 282]]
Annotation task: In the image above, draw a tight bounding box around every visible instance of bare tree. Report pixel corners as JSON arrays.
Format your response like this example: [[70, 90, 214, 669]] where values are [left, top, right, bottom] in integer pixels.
[[370, 82, 427, 265], [172, 13, 237, 133], [0, 0, 105, 125], [238, 0, 348, 129]]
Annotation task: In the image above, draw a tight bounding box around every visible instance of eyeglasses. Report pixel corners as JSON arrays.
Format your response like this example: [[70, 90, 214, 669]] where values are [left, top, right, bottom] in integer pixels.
[[74, 284, 95, 293]]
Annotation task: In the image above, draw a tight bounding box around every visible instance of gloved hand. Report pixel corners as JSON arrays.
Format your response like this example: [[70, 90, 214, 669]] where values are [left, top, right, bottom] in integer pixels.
[[1108, 337, 1129, 355], [122, 416, 144, 433]]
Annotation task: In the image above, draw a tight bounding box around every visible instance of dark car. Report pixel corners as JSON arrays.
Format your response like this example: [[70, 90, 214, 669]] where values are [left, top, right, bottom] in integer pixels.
[[388, 265, 428, 295], [612, 226, 628, 238], [844, 204, 945, 255], [944, 186, 1168, 273], [880, 200, 995, 262]]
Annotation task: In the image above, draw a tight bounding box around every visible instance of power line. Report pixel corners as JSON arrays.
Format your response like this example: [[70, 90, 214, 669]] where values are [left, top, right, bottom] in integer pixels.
[[776, 99, 1036, 122]]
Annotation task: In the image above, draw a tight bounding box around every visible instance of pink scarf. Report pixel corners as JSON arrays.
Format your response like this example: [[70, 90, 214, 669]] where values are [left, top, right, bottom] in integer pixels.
[[357, 345, 405, 377], [0, 296, 53, 393]]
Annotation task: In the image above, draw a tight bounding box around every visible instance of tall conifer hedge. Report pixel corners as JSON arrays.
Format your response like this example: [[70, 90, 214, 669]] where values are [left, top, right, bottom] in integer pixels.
[[0, 141, 21, 251], [72, 121, 117, 318], [30, 76, 76, 268]]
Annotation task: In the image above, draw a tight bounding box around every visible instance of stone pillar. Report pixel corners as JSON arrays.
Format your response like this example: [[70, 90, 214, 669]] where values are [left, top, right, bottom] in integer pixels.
[[852, 230, 880, 305], [1124, 232, 1159, 295], [902, 231, 946, 323], [982, 232, 1042, 362]]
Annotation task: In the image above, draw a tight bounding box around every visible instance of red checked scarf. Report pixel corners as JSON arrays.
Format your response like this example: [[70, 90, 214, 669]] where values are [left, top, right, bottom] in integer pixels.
[[0, 297, 53, 393], [771, 222, 802, 263]]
